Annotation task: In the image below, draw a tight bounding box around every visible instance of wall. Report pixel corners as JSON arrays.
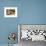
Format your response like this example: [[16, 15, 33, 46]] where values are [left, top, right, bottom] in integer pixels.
[[0, 0, 46, 44]]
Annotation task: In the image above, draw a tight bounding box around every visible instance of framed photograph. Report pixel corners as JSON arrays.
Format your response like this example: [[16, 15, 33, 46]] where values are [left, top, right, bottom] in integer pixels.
[[4, 7, 18, 18]]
